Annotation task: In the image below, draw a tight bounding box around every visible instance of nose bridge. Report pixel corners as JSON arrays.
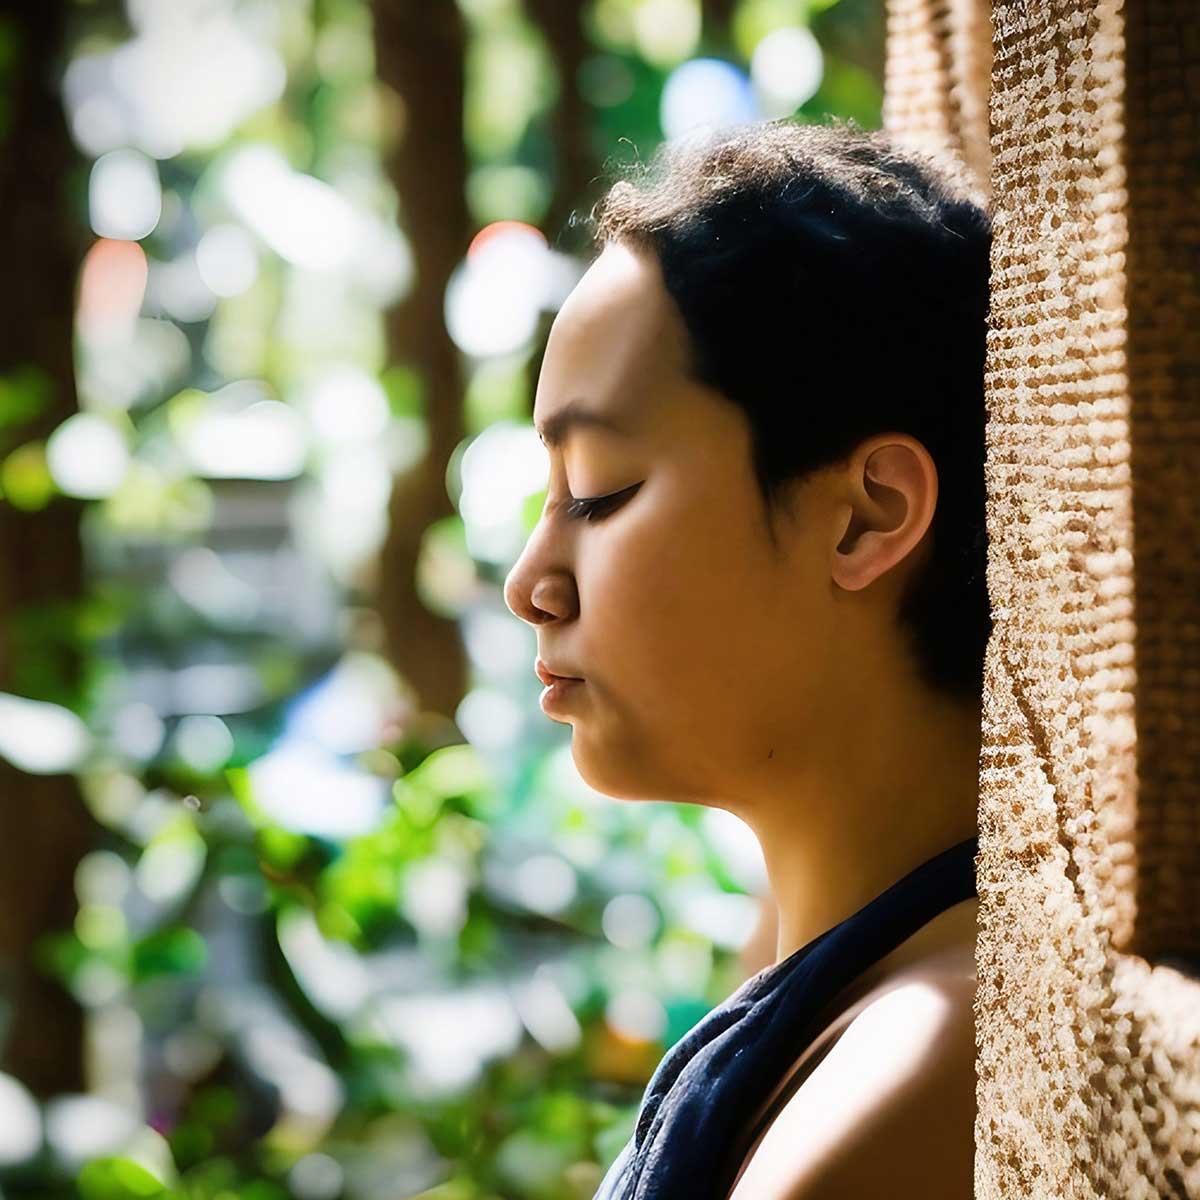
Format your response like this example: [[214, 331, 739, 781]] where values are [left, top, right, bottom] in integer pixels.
[[503, 529, 538, 620], [504, 504, 568, 625]]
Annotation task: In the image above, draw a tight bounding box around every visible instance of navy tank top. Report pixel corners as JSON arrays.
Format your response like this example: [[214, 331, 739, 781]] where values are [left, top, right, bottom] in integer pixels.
[[593, 834, 979, 1200]]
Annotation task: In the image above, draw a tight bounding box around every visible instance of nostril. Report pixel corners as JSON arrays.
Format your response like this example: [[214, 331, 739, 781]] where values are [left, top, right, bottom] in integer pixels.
[[509, 573, 577, 625], [504, 581, 549, 627]]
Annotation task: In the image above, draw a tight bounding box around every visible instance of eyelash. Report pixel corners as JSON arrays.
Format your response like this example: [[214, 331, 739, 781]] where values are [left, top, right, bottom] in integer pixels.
[[564, 481, 643, 522]]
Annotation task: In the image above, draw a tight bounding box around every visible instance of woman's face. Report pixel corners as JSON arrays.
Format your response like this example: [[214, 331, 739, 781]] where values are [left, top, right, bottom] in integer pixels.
[[503, 242, 869, 809]]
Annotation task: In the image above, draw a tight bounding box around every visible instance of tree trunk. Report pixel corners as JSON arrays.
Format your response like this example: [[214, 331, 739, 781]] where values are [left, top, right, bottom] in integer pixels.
[[0, 0, 96, 1099], [701, 0, 740, 48], [524, 0, 598, 253], [369, 1, 471, 725]]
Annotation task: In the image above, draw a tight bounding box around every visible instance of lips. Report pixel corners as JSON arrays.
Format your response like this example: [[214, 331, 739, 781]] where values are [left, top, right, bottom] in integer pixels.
[[535, 657, 582, 686]]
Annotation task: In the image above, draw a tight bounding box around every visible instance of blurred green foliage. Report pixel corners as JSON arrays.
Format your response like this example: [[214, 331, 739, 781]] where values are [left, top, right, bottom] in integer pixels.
[[0, 1, 882, 1198]]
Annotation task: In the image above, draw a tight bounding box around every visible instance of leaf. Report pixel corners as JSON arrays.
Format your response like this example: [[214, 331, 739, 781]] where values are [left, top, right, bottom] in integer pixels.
[[132, 926, 207, 980], [76, 1156, 168, 1200], [0, 365, 52, 433], [0, 441, 55, 510]]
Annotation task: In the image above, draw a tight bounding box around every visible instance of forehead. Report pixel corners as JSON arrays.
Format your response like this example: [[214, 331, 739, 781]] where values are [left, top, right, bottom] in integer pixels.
[[534, 242, 691, 432]]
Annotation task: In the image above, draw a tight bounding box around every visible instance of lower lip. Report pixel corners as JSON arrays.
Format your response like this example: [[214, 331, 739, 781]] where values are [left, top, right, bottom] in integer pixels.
[[540, 677, 584, 712]]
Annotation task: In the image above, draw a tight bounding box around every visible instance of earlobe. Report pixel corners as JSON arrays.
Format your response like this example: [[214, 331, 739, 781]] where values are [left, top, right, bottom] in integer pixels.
[[831, 526, 889, 593]]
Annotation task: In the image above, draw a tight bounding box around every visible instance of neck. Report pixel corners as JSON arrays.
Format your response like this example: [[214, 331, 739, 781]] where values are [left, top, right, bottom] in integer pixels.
[[725, 686, 981, 966]]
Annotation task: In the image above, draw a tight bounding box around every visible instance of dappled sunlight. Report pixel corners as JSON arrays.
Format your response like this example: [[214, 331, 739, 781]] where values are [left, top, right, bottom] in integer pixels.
[[666, 881, 763, 951], [602, 893, 662, 950], [458, 419, 549, 563], [512, 965, 584, 1055], [662, 57, 758, 140], [446, 221, 580, 358], [167, 547, 263, 626], [247, 740, 392, 839], [175, 384, 307, 480], [46, 412, 131, 500], [62, 3, 285, 159], [752, 26, 824, 116], [0, 693, 92, 774], [0, 1073, 41, 1167], [88, 148, 161, 241], [193, 222, 258, 299], [221, 144, 409, 287], [4, 0, 892, 1195], [455, 684, 525, 752], [606, 988, 668, 1043], [367, 985, 525, 1097]]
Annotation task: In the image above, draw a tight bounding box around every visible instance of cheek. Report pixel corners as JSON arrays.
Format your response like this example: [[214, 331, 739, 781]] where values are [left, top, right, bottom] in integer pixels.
[[576, 480, 766, 690]]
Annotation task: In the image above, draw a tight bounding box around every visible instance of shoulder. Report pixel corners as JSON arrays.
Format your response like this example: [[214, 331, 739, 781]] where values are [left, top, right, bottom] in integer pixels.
[[727, 965, 976, 1200]]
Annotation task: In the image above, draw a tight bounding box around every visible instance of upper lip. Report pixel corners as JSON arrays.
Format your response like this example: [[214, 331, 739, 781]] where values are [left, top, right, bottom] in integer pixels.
[[535, 657, 582, 685]]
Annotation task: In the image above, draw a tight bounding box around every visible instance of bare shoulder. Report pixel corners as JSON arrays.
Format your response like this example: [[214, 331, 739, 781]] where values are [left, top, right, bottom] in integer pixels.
[[727, 963, 976, 1200]]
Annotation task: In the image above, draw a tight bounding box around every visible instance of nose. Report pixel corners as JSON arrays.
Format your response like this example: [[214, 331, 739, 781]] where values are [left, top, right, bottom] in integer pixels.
[[504, 557, 578, 627]]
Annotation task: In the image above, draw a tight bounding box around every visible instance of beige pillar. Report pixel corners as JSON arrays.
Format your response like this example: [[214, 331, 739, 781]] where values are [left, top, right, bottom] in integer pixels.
[[883, 1, 1200, 1195]]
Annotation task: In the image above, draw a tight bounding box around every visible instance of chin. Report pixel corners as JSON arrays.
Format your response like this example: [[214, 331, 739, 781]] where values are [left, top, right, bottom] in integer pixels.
[[569, 741, 672, 805]]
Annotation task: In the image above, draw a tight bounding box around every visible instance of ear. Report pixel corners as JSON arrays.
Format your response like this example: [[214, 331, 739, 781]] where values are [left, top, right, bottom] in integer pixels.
[[830, 436, 938, 594]]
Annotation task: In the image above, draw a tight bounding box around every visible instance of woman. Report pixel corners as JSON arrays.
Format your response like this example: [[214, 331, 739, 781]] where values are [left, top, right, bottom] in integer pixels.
[[503, 118, 990, 1199]]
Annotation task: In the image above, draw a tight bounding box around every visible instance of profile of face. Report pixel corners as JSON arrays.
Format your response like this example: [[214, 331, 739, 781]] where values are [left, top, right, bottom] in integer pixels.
[[503, 241, 939, 813]]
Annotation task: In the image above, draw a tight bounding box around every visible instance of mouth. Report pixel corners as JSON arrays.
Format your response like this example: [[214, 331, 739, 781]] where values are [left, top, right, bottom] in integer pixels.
[[535, 657, 583, 687]]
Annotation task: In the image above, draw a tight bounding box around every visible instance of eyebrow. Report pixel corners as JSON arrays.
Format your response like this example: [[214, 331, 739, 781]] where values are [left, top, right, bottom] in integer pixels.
[[534, 399, 631, 448]]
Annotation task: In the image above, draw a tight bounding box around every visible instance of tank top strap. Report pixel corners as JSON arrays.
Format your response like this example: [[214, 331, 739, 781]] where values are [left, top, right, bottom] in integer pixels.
[[592, 834, 979, 1200]]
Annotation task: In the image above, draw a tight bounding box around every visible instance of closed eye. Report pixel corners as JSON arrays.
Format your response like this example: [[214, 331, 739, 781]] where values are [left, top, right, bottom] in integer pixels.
[[565, 480, 644, 522]]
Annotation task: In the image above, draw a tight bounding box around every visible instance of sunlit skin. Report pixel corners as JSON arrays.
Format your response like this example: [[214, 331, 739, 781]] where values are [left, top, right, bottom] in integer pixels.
[[503, 241, 980, 1193]]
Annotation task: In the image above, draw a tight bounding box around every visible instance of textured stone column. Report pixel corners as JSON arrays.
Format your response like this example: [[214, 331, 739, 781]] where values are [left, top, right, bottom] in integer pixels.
[[883, 1, 1200, 1195]]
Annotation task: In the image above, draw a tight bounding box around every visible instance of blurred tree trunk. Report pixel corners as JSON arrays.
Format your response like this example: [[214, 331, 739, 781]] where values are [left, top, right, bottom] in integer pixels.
[[370, 2, 470, 725], [701, 0, 739, 52], [524, 0, 597, 251], [0, 0, 95, 1098], [812, 0, 887, 88]]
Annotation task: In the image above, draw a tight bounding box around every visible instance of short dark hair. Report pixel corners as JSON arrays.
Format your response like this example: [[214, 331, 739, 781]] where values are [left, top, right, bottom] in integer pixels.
[[584, 117, 993, 706]]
